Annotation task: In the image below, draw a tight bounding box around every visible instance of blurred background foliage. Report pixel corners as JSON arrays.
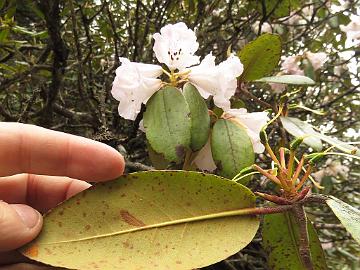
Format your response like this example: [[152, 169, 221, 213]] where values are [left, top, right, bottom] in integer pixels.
[[0, 0, 359, 269]]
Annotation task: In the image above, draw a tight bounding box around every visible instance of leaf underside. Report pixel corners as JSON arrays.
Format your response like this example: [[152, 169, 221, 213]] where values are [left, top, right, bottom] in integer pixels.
[[281, 116, 360, 156], [256, 75, 315, 85], [326, 196, 360, 244], [21, 171, 259, 270], [280, 116, 323, 151]]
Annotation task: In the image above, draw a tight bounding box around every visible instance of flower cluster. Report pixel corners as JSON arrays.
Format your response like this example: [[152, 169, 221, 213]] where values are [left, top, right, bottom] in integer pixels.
[[340, 14, 360, 45], [112, 22, 245, 120], [281, 52, 327, 75], [111, 22, 268, 155]]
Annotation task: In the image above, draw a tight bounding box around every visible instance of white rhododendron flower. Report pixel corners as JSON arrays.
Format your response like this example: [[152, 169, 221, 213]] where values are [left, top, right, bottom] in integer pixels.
[[225, 108, 269, 153], [112, 22, 244, 118], [188, 53, 243, 110], [153, 22, 200, 71], [281, 55, 304, 75], [111, 58, 163, 120], [340, 15, 360, 43], [305, 51, 327, 71], [193, 139, 217, 172]]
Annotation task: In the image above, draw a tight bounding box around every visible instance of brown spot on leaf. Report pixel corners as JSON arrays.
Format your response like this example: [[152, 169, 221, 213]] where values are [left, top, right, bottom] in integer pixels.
[[23, 244, 39, 258], [122, 240, 133, 249], [120, 210, 146, 227], [176, 261, 182, 264], [85, 224, 91, 231]]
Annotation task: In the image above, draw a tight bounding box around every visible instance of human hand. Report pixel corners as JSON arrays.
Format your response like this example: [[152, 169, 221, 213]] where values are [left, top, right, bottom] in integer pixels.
[[0, 123, 125, 269]]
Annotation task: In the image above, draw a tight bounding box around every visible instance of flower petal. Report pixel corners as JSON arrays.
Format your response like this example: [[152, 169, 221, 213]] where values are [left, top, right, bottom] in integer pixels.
[[187, 53, 217, 98], [153, 22, 200, 71], [340, 15, 360, 42], [305, 52, 327, 71], [281, 55, 304, 75], [111, 58, 162, 120], [188, 53, 243, 110], [226, 109, 269, 153]]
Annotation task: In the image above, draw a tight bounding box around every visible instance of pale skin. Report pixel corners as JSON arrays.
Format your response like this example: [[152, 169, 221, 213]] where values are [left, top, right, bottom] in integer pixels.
[[0, 123, 125, 269]]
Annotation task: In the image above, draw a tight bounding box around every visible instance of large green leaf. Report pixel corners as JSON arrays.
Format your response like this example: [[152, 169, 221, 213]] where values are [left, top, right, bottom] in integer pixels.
[[263, 212, 328, 270], [256, 75, 315, 85], [211, 119, 255, 181], [326, 196, 360, 244], [183, 83, 210, 151], [281, 116, 360, 156], [238, 33, 281, 81], [21, 171, 259, 270], [143, 86, 191, 163], [280, 116, 323, 151]]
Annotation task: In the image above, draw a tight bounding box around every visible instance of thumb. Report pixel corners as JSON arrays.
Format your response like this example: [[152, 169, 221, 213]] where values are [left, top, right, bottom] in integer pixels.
[[0, 201, 42, 252]]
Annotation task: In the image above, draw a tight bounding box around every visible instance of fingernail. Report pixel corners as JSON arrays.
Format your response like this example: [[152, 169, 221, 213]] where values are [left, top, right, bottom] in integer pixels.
[[11, 204, 40, 229]]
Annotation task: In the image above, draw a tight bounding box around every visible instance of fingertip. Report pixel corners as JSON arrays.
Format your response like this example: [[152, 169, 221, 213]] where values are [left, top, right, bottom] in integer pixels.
[[65, 180, 91, 199], [84, 142, 125, 182]]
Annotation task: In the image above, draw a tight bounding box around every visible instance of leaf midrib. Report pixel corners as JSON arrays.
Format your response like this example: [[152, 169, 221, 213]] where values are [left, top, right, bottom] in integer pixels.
[[41, 206, 257, 245], [285, 212, 306, 269]]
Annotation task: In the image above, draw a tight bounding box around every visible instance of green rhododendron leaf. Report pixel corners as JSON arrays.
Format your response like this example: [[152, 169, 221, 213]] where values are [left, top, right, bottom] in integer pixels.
[[280, 116, 323, 151], [238, 33, 281, 81], [256, 75, 315, 85], [263, 212, 328, 270], [281, 116, 360, 156], [183, 83, 210, 151], [211, 119, 255, 182], [21, 171, 259, 270], [143, 86, 191, 163], [326, 196, 360, 244]]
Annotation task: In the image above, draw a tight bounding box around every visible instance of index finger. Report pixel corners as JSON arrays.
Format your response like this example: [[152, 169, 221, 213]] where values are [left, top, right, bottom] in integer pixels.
[[0, 123, 125, 181]]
